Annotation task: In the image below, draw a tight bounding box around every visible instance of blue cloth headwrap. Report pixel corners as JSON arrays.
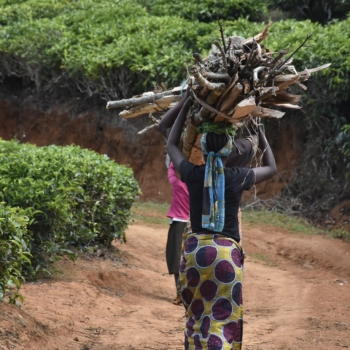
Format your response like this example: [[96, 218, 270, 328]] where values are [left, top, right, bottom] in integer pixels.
[[200, 133, 233, 232]]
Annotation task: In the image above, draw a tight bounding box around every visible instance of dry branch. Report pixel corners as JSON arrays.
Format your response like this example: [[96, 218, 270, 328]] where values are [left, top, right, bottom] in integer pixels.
[[260, 101, 301, 109], [106, 86, 186, 109], [119, 95, 181, 118], [191, 66, 226, 91], [298, 63, 332, 81], [220, 83, 243, 112], [137, 123, 158, 135], [272, 74, 300, 90], [250, 106, 285, 119], [243, 21, 273, 46]]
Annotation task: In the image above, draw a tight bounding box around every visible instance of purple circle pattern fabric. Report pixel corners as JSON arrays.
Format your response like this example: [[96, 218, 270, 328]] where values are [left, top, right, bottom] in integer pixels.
[[179, 233, 244, 350], [199, 279, 218, 302], [195, 246, 218, 268]]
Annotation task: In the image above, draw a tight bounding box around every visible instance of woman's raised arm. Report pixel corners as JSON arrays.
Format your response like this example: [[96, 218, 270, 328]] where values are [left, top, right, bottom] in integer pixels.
[[167, 97, 192, 172], [253, 127, 277, 184], [158, 88, 190, 137]]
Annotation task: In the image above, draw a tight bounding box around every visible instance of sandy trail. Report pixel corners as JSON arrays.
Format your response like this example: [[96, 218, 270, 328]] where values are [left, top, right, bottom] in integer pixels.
[[1, 222, 350, 350]]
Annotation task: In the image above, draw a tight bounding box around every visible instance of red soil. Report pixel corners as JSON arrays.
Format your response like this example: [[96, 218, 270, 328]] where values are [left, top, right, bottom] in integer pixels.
[[1, 221, 350, 350]]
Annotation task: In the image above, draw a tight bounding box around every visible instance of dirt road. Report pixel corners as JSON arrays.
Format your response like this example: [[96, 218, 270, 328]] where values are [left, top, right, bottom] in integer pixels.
[[1, 222, 350, 350]]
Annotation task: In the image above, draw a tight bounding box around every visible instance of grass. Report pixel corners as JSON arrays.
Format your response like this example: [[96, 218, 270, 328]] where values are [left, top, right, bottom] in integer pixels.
[[242, 209, 324, 235], [328, 228, 350, 242], [131, 200, 169, 226], [130, 201, 350, 241]]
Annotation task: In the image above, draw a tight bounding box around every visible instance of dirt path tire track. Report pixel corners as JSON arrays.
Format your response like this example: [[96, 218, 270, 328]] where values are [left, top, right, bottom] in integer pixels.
[[1, 223, 349, 350]]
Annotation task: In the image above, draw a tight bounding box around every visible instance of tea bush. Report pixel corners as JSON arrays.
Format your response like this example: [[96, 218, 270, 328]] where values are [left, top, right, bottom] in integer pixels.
[[0, 1, 348, 101], [0, 202, 30, 303], [0, 139, 140, 276], [139, 0, 268, 22]]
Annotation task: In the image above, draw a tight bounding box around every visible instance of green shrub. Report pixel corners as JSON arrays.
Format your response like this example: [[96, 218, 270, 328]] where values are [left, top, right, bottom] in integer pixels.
[[139, 0, 268, 22], [0, 1, 349, 100], [0, 2, 348, 95], [341, 124, 350, 174], [0, 139, 140, 276], [0, 202, 30, 303]]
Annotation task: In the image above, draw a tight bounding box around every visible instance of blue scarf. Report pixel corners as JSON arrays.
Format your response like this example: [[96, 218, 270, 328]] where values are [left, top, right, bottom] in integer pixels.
[[200, 133, 233, 232]]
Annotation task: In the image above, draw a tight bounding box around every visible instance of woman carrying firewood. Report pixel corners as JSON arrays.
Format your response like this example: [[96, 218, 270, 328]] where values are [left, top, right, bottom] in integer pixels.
[[159, 91, 257, 308], [167, 96, 276, 350]]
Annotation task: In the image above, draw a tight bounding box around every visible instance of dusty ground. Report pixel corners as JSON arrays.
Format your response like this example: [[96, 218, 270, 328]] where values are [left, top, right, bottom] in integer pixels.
[[1, 220, 350, 350]]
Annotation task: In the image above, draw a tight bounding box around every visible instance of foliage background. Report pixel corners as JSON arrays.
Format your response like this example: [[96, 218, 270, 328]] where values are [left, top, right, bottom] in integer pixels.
[[0, 0, 349, 223], [0, 202, 30, 303]]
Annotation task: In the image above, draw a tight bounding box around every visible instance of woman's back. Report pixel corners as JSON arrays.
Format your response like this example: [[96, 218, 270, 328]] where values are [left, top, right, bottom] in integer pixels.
[[180, 159, 254, 242]]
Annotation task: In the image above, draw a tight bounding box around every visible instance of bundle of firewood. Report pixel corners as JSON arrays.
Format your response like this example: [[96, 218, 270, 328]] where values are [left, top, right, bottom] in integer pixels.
[[106, 21, 330, 158]]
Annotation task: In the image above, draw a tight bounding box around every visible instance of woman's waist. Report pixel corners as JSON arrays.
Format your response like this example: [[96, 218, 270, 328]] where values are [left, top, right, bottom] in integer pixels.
[[190, 231, 240, 244]]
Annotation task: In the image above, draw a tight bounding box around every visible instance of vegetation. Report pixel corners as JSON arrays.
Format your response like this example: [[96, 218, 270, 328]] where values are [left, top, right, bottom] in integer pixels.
[[132, 201, 350, 241], [132, 200, 169, 226], [242, 208, 325, 235], [0, 203, 30, 303], [139, 0, 268, 23], [0, 139, 140, 281], [0, 1, 348, 103], [267, 0, 350, 24]]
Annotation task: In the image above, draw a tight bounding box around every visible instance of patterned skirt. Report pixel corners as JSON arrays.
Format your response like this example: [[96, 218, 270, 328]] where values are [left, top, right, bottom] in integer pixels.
[[179, 233, 244, 350]]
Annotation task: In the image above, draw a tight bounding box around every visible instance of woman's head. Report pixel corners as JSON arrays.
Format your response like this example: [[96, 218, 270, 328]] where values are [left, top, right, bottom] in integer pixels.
[[198, 121, 235, 153], [198, 121, 235, 162], [205, 132, 229, 153]]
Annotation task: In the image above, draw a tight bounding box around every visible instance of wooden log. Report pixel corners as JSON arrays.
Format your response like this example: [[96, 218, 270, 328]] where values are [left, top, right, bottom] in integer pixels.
[[182, 122, 198, 159], [202, 71, 230, 83], [191, 90, 231, 121], [298, 63, 331, 81], [262, 98, 300, 106], [260, 91, 301, 106], [215, 73, 239, 110], [191, 66, 226, 91], [195, 90, 223, 121], [106, 85, 188, 109], [215, 40, 228, 72], [250, 106, 285, 119], [242, 79, 250, 94], [293, 80, 308, 90], [253, 66, 268, 87], [137, 123, 158, 135], [260, 101, 301, 109], [230, 96, 256, 122], [243, 21, 273, 46], [275, 91, 302, 103], [257, 86, 280, 101], [189, 134, 205, 165], [119, 95, 181, 118], [269, 49, 290, 68], [228, 36, 243, 50], [244, 47, 257, 70], [271, 74, 299, 90], [214, 83, 243, 122], [220, 83, 243, 112]]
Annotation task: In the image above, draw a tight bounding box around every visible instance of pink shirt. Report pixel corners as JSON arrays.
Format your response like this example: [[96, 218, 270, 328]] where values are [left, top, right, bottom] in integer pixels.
[[167, 162, 190, 220]]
